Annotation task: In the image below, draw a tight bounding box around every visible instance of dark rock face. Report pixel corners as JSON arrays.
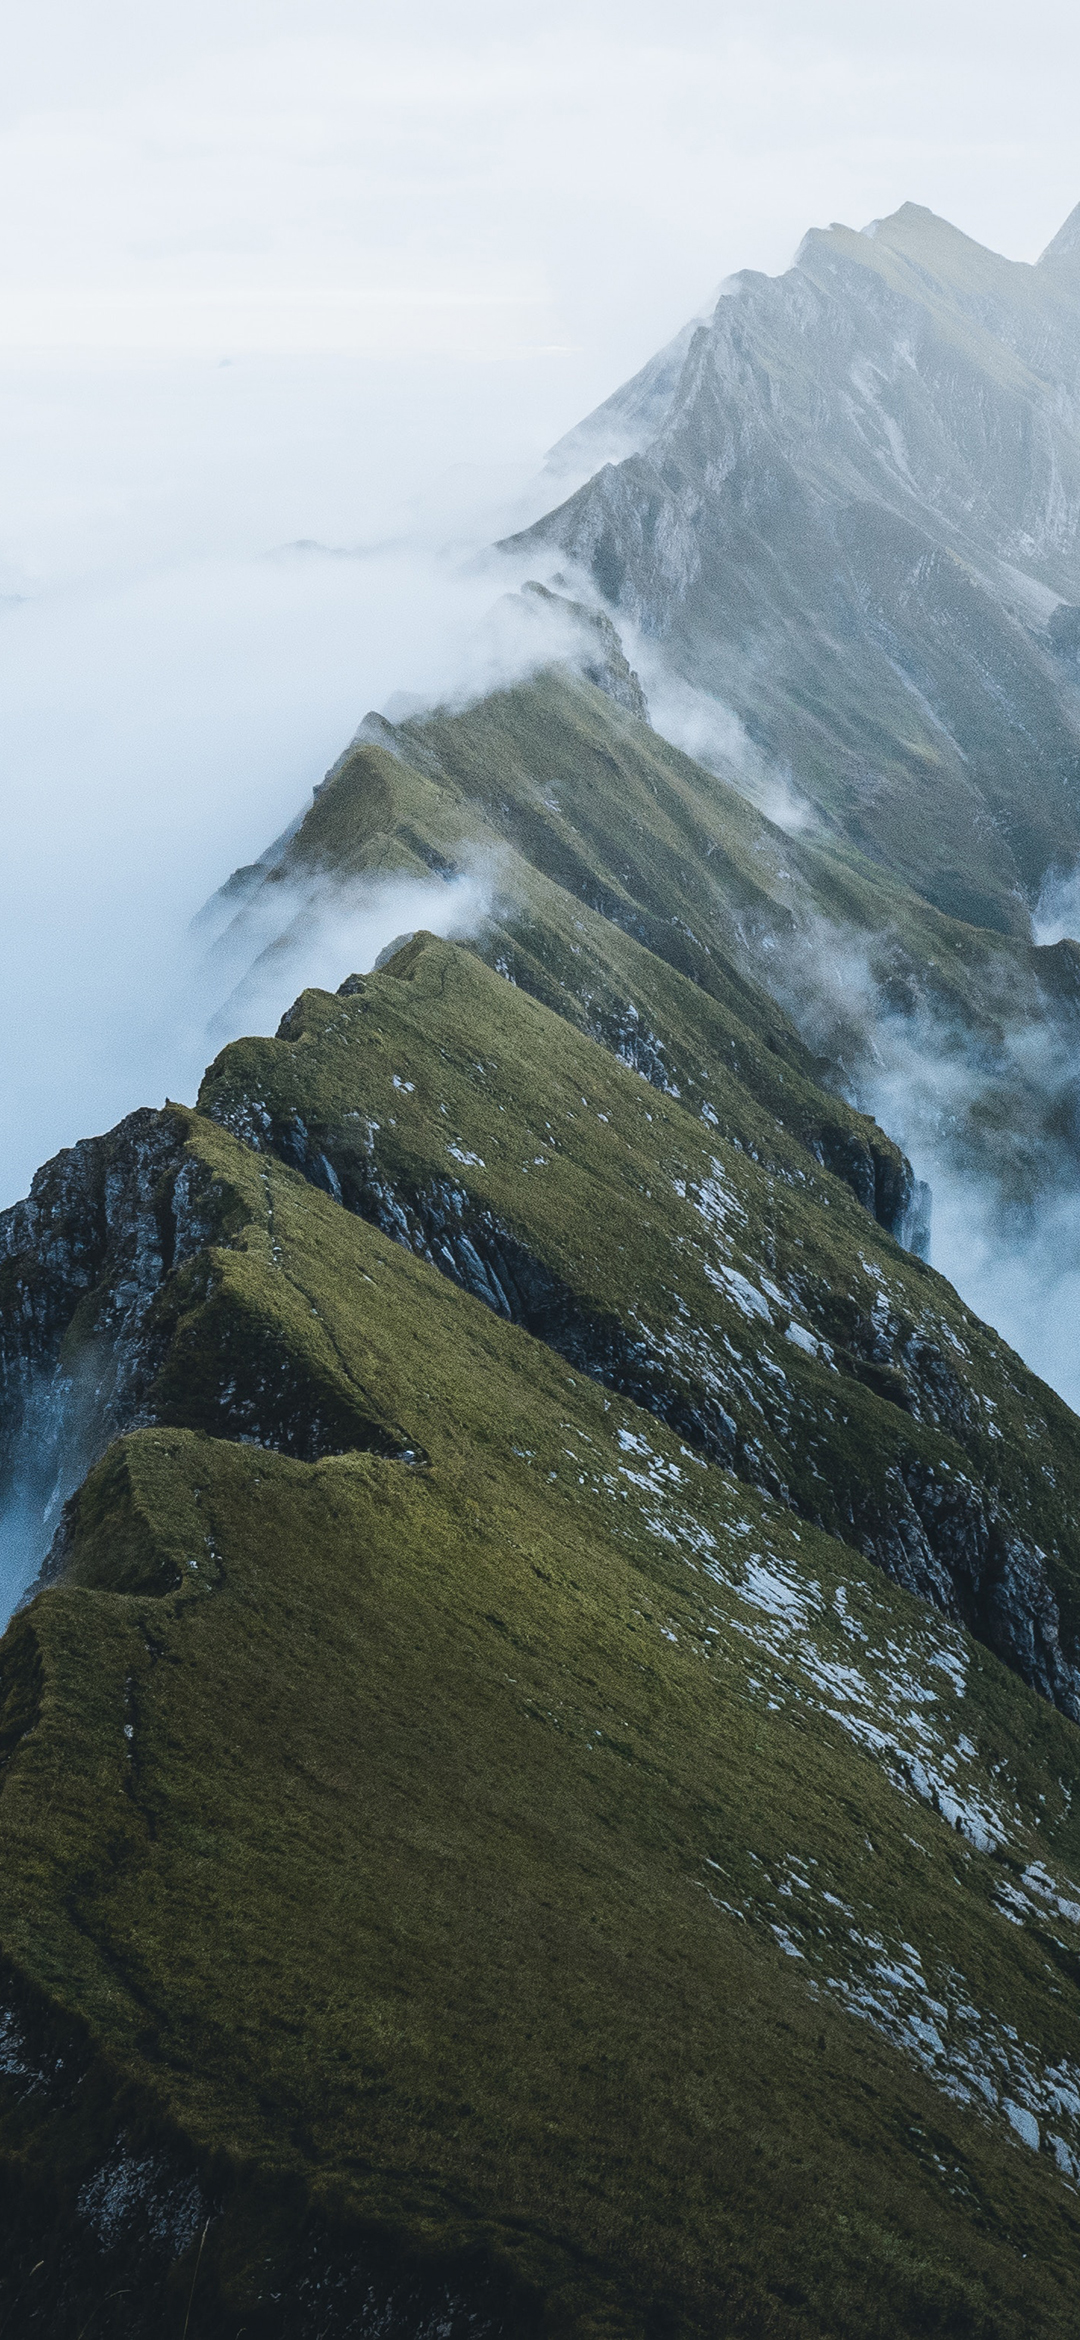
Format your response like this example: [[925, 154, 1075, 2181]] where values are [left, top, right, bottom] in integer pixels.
[[0, 1110, 200, 1396], [0, 1112, 407, 1603], [865, 1456, 1080, 1717], [807, 1122, 922, 1249], [0, 1112, 211, 1583]]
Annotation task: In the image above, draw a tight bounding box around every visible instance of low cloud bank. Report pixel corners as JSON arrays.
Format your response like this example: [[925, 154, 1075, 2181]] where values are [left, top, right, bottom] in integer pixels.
[[618, 635, 817, 835], [865, 1018, 1080, 1415], [0, 536, 584, 1209], [0, 301, 619, 1213], [773, 915, 1080, 1415], [201, 866, 497, 1052]]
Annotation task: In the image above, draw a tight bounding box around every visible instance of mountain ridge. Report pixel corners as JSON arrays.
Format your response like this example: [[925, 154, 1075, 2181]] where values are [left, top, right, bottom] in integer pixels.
[[6, 945, 1080, 2336], [8, 200, 1080, 2334]]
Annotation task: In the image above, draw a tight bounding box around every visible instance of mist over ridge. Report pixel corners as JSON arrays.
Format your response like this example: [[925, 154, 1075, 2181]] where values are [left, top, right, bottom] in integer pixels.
[[16, 149, 1080, 2329], [14, 187, 1080, 1428], [187, 188, 1080, 1430]]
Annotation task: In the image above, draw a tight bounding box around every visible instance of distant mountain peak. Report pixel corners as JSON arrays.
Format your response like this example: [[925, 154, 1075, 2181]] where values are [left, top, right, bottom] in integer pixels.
[[805, 201, 1017, 286], [507, 198, 1080, 933], [1040, 198, 1080, 268], [858, 200, 950, 238]]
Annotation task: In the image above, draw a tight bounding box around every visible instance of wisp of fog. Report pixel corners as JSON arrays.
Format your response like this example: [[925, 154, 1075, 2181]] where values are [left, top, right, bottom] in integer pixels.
[[773, 905, 1080, 1418], [0, 438, 592, 1211]]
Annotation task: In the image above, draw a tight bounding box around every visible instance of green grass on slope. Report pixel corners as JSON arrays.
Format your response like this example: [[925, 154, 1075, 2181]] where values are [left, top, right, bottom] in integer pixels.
[[198, 934, 1080, 1682], [397, 669, 1050, 1035], [391, 663, 1080, 1262], [236, 667, 1079, 1219], [4, 1117, 1080, 2335], [239, 714, 854, 1101]]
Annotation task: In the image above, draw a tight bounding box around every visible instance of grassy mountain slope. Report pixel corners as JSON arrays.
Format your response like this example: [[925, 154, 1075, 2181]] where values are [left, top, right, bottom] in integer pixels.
[[5, 1101, 1080, 2336], [210, 659, 1080, 1240], [200, 935, 1080, 1712], [7, 614, 1080, 2329]]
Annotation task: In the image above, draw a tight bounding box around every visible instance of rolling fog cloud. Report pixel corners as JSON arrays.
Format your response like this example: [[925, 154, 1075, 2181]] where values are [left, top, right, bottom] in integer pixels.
[[1033, 860, 1080, 948], [635, 652, 816, 834], [867, 1034, 1080, 1420], [773, 915, 1080, 1416], [202, 866, 498, 1050], [0, 514, 593, 1209]]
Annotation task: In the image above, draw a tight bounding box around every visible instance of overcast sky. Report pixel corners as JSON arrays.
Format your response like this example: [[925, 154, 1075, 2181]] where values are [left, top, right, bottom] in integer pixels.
[[4, 0, 1080, 1201], [5, 1, 1080, 381]]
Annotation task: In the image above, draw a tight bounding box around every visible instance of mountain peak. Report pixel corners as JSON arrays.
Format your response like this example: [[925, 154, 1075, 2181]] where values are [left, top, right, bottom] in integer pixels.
[[795, 203, 1012, 299], [511, 192, 1080, 936], [863, 200, 950, 235], [1039, 198, 1080, 269], [853, 201, 1003, 272]]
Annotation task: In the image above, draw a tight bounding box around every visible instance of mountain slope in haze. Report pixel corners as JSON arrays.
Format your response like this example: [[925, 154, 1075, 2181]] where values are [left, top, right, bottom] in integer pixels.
[[508, 202, 1080, 936]]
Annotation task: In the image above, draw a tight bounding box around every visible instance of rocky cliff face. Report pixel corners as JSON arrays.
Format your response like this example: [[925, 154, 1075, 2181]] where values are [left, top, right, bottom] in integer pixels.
[[7, 934, 1080, 1722], [0, 1106, 410, 1604], [508, 204, 1080, 933], [0, 1113, 210, 1591]]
